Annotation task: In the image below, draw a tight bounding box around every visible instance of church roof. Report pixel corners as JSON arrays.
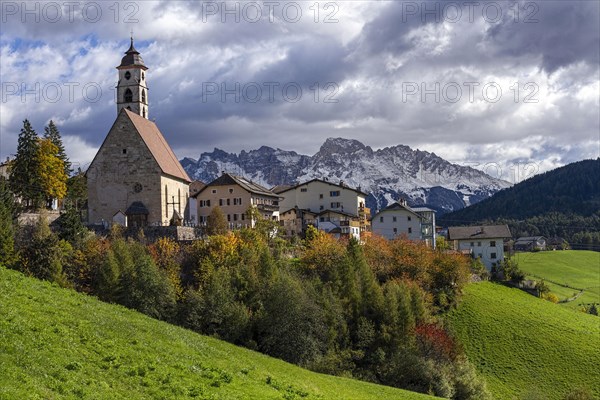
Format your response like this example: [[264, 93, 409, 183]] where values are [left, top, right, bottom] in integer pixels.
[[124, 109, 192, 183], [118, 38, 147, 69]]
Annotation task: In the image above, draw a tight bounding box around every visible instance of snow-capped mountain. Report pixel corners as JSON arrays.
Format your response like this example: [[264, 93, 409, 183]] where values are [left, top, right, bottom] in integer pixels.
[[181, 138, 511, 214]]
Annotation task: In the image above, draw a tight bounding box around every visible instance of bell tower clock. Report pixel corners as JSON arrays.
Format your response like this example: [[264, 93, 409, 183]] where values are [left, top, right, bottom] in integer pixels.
[[116, 37, 149, 119]]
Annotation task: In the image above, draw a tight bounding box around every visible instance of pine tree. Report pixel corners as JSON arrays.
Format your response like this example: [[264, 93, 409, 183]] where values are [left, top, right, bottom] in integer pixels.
[[9, 120, 43, 209], [44, 120, 71, 176], [0, 178, 17, 267]]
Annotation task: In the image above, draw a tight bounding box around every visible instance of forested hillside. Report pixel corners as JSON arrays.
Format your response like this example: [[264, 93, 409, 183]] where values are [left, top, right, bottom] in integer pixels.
[[440, 159, 600, 248]]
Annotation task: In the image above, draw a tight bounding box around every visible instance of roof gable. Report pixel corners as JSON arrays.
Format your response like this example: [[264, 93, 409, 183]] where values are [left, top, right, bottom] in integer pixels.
[[199, 173, 278, 198], [448, 225, 512, 240], [124, 110, 191, 183], [278, 178, 368, 197]]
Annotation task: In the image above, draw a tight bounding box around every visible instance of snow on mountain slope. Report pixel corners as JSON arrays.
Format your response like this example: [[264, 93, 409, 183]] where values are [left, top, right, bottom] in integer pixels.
[[182, 138, 511, 214]]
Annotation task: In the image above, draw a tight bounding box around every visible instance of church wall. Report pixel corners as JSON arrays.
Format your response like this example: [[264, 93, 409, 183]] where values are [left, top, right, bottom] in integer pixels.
[[87, 113, 163, 225], [160, 175, 190, 225]]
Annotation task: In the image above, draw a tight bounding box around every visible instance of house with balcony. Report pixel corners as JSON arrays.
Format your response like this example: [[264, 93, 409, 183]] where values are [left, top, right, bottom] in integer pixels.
[[448, 225, 512, 270], [279, 207, 318, 238], [194, 173, 280, 230], [371, 199, 436, 248], [276, 178, 370, 238]]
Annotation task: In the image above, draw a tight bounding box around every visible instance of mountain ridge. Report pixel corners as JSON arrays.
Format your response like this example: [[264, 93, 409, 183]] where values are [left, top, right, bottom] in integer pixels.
[[182, 137, 512, 214]]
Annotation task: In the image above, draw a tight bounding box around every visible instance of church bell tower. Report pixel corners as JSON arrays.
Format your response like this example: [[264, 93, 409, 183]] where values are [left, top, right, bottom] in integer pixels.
[[116, 37, 149, 119]]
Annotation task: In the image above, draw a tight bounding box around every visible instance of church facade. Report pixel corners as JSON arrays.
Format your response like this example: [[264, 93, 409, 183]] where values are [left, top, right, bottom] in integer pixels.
[[87, 39, 191, 227]]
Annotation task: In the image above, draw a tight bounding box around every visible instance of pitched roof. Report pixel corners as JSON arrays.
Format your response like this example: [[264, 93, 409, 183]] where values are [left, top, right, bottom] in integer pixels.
[[272, 184, 293, 194], [124, 109, 191, 183], [372, 201, 423, 220], [199, 173, 278, 198], [277, 178, 368, 197], [448, 225, 512, 240]]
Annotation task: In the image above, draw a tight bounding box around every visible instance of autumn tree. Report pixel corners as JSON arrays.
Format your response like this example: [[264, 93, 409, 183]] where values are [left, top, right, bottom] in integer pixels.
[[206, 206, 228, 235], [38, 138, 68, 203], [9, 120, 43, 209]]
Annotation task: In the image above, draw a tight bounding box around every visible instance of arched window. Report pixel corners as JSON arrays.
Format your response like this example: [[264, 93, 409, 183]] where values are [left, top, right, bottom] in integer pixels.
[[142, 89, 146, 103], [125, 71, 131, 80], [124, 88, 133, 103], [142, 72, 145, 80]]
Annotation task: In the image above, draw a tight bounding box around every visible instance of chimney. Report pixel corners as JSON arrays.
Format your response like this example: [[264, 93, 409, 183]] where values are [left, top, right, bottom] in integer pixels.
[[340, 180, 344, 187]]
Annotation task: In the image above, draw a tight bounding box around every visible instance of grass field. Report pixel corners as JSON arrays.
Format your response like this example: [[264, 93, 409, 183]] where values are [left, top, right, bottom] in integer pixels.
[[0, 267, 435, 400], [513, 250, 600, 309], [447, 282, 600, 400]]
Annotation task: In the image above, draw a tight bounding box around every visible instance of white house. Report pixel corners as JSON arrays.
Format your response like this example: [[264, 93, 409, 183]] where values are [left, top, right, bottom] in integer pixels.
[[448, 225, 512, 270], [276, 178, 371, 238], [371, 199, 423, 241]]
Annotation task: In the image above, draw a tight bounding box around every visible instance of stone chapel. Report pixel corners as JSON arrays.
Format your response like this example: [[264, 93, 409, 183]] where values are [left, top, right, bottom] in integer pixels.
[[87, 38, 191, 227]]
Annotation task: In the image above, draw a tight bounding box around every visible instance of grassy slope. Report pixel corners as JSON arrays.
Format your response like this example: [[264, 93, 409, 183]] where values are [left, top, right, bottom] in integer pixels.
[[0, 267, 435, 400], [447, 282, 600, 400], [513, 250, 600, 309]]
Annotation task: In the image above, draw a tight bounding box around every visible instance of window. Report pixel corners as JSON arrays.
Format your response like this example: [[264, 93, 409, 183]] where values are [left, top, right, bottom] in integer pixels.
[[206, 200, 211, 207], [319, 205, 324, 210], [393, 216, 397, 222], [227, 214, 231, 222], [490, 241, 496, 247], [300, 188, 307, 192], [141, 72, 145, 80], [227, 199, 230, 206], [491, 252, 497, 259], [320, 217, 325, 222], [229, 188, 234, 194], [478, 253, 482, 258], [142, 108, 146, 118], [319, 194, 323, 199], [477, 241, 482, 247], [330, 191, 340, 197], [393, 227, 398, 234], [124, 71, 131, 80], [379, 216, 384, 223], [219, 199, 223, 206], [142, 89, 146, 103], [122, 148, 127, 154], [241, 213, 245, 220], [233, 214, 238, 221], [331, 202, 341, 208], [408, 216, 412, 221], [212, 189, 217, 194], [408, 227, 412, 234], [470, 242, 474, 247], [124, 88, 133, 103]]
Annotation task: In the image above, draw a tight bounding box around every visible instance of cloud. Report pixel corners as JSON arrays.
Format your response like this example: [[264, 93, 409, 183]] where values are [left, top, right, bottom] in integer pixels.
[[0, 0, 598, 179]]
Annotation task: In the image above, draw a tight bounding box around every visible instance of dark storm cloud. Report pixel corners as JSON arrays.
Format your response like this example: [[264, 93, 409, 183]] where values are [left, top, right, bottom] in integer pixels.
[[0, 0, 598, 174], [485, 1, 600, 73]]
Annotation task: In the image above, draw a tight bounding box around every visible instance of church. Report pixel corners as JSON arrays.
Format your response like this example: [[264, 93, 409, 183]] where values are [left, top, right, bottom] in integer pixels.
[[87, 38, 192, 227]]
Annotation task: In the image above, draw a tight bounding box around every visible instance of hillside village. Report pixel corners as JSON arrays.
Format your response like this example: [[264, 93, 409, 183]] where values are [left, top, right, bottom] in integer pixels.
[[2, 37, 599, 400]]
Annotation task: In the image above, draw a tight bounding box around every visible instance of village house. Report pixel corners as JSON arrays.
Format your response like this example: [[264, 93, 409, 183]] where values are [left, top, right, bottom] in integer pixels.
[[514, 236, 547, 252], [87, 39, 192, 227], [194, 173, 280, 229], [371, 199, 436, 248], [448, 225, 512, 270], [276, 178, 371, 238], [279, 207, 318, 238]]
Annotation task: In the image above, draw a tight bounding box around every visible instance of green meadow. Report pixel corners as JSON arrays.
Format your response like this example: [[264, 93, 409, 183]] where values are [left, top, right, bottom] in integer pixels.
[[514, 250, 600, 309], [0, 267, 435, 400], [447, 282, 600, 400]]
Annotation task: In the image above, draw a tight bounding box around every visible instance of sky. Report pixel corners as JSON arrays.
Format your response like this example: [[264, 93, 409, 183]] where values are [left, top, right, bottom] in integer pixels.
[[1, 0, 599, 184]]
